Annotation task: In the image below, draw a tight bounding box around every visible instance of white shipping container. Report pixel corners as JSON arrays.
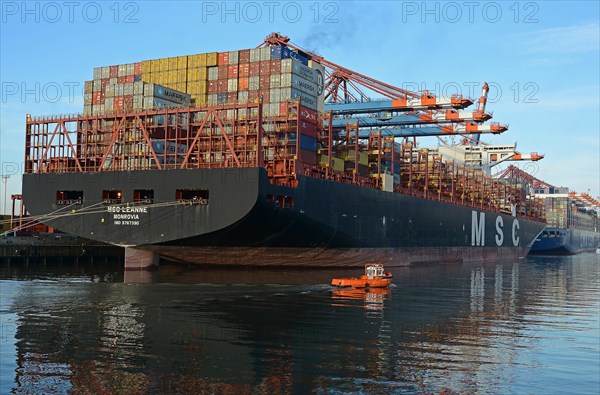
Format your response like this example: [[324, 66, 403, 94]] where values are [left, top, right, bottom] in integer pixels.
[[143, 97, 154, 109], [281, 59, 292, 73], [84, 104, 92, 115], [208, 67, 219, 81], [133, 95, 143, 109], [84, 93, 92, 105], [260, 47, 271, 61], [106, 85, 115, 97], [250, 48, 261, 62], [126, 63, 134, 76], [124, 83, 134, 95], [109, 77, 118, 85], [93, 68, 102, 80], [105, 100, 114, 111], [269, 74, 281, 88], [270, 88, 281, 103], [228, 79, 238, 92], [115, 84, 124, 96], [134, 81, 144, 95], [93, 79, 102, 91], [207, 94, 217, 105], [84, 80, 93, 93], [238, 90, 248, 104], [269, 103, 279, 117], [143, 83, 155, 97], [101, 66, 110, 79], [228, 50, 239, 65], [249, 76, 260, 91], [118, 64, 127, 77]]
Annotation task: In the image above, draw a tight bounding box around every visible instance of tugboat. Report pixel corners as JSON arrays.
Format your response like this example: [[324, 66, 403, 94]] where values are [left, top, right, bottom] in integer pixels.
[[331, 264, 392, 288]]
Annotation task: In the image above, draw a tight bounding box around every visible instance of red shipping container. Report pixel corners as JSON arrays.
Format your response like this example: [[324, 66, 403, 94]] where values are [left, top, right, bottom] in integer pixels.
[[270, 60, 281, 73], [101, 78, 110, 89], [218, 65, 228, 79], [239, 49, 250, 63], [134, 62, 142, 74], [249, 63, 260, 76], [279, 102, 289, 116], [217, 80, 228, 93], [259, 75, 270, 89], [299, 106, 318, 125], [117, 76, 126, 84], [259, 61, 271, 75], [208, 81, 218, 94], [227, 92, 237, 102], [92, 92, 104, 104], [300, 121, 317, 138], [239, 63, 250, 77], [217, 52, 229, 65], [298, 148, 317, 164], [114, 97, 124, 110], [249, 91, 260, 102], [227, 65, 239, 79], [238, 77, 249, 91], [125, 75, 135, 83], [110, 65, 118, 77]]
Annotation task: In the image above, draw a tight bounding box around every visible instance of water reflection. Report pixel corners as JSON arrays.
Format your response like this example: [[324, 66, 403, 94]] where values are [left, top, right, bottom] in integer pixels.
[[0, 254, 598, 394]]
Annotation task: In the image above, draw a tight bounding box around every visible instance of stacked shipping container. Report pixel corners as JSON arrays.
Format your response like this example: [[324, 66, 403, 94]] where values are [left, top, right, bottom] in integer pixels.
[[82, 46, 325, 166], [84, 63, 191, 115]]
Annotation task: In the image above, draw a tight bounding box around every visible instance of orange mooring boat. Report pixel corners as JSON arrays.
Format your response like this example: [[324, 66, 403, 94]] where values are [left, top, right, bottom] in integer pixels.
[[331, 264, 393, 288]]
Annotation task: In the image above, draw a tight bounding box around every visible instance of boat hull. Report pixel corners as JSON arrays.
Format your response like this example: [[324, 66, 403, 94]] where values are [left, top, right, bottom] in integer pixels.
[[23, 168, 546, 267], [529, 227, 600, 255]]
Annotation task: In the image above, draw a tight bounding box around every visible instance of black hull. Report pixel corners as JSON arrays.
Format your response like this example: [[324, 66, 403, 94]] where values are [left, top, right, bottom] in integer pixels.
[[23, 168, 546, 267]]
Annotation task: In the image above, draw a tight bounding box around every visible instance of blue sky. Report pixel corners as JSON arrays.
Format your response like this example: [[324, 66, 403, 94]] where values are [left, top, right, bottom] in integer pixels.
[[1, 1, 599, 210]]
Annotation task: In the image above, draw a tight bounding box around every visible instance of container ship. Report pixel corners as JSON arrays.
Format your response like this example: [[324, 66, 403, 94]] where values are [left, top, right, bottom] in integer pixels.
[[530, 191, 600, 255], [497, 166, 600, 255], [21, 33, 547, 268]]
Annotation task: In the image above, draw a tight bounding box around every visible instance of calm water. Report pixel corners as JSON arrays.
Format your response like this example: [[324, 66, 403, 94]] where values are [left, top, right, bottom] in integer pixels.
[[0, 254, 599, 394]]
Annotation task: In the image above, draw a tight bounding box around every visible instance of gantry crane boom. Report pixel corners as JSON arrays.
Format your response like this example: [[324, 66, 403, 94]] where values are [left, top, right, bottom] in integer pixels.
[[260, 33, 473, 109]]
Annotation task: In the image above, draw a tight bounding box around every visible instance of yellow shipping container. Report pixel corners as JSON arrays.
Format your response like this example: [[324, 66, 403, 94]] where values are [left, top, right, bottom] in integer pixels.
[[160, 59, 169, 72], [153, 59, 161, 72], [359, 152, 369, 165], [142, 60, 151, 74], [177, 69, 187, 82], [167, 57, 176, 70], [319, 156, 344, 172], [188, 80, 207, 95], [177, 56, 188, 69], [198, 67, 207, 80], [188, 54, 200, 68], [206, 52, 217, 66], [198, 53, 207, 67]]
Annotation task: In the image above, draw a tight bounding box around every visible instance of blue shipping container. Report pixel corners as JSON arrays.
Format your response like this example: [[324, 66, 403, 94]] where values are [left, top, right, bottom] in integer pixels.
[[217, 93, 228, 103], [271, 46, 308, 66], [300, 134, 317, 151]]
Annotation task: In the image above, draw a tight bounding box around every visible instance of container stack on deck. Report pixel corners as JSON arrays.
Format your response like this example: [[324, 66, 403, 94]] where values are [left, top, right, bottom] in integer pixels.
[[81, 46, 325, 167]]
